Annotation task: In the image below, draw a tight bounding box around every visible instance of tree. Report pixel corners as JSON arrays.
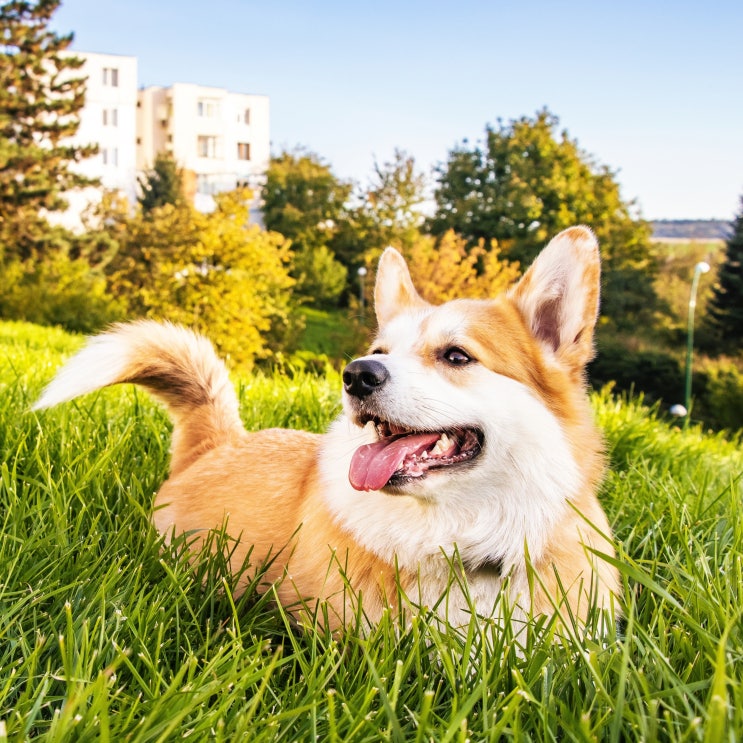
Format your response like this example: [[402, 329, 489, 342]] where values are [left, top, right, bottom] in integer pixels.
[[358, 148, 427, 254], [138, 151, 185, 213], [263, 149, 352, 304], [707, 197, 743, 351], [429, 110, 659, 328], [104, 188, 298, 369], [263, 149, 352, 252], [0, 0, 97, 259], [402, 230, 520, 304]]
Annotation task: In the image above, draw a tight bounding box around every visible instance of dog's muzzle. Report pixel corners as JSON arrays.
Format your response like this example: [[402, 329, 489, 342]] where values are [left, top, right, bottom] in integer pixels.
[[343, 359, 389, 399]]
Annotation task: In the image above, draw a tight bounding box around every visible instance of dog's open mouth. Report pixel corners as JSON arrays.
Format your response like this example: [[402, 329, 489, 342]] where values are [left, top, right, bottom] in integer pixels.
[[349, 418, 483, 492]]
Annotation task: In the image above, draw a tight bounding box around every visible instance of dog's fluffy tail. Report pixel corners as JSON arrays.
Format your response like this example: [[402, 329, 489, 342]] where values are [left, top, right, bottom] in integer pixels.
[[33, 320, 244, 476]]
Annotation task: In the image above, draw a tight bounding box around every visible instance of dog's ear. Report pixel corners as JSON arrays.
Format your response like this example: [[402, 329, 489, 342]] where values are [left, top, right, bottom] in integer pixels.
[[374, 247, 428, 328], [509, 226, 600, 372]]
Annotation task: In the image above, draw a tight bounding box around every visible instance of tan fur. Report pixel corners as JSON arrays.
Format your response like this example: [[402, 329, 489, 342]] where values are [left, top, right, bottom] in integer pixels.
[[153, 429, 410, 625]]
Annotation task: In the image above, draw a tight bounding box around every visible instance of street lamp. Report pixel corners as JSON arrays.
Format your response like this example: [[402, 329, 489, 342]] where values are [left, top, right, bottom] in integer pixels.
[[682, 260, 710, 421], [357, 266, 368, 322]]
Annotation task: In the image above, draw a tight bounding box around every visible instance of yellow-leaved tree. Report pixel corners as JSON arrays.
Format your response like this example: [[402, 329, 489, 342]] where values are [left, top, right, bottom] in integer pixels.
[[103, 188, 297, 370], [401, 229, 521, 304]]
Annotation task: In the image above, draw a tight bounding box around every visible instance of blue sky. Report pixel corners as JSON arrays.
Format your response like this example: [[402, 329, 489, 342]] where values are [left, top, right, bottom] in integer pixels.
[[52, 0, 742, 220]]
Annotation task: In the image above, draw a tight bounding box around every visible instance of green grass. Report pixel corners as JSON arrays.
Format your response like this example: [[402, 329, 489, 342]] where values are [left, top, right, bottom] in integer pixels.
[[1, 320, 742, 741]]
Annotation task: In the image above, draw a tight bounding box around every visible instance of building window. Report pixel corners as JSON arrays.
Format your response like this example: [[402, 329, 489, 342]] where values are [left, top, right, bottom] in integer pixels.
[[243, 108, 250, 125], [197, 99, 219, 118], [196, 173, 221, 195], [237, 142, 251, 161], [102, 108, 118, 126], [197, 135, 219, 158], [102, 67, 119, 87], [101, 147, 118, 167]]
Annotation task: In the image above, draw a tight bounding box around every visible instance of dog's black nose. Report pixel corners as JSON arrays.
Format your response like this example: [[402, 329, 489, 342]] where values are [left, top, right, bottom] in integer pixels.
[[343, 359, 389, 398]]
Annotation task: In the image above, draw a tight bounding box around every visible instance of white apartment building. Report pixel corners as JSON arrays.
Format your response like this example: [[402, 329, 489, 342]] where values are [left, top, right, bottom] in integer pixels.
[[54, 53, 270, 228], [55, 51, 139, 229], [137, 83, 270, 221]]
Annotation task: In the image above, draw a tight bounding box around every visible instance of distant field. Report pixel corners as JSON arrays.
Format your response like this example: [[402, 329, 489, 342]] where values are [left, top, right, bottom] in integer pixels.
[[1, 320, 742, 740]]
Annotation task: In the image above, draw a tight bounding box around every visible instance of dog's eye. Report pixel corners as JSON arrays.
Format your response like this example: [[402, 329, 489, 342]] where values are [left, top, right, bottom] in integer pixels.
[[370, 347, 386, 355], [443, 347, 472, 366]]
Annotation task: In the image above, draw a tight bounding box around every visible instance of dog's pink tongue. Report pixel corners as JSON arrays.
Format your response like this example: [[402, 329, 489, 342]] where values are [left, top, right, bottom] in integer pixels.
[[349, 433, 440, 491]]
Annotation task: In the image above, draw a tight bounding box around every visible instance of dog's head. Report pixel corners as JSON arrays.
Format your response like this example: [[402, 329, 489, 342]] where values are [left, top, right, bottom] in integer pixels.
[[342, 226, 601, 500]]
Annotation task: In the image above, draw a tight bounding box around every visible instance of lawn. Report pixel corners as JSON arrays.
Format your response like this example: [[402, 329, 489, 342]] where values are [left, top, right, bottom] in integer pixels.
[[0, 320, 741, 741]]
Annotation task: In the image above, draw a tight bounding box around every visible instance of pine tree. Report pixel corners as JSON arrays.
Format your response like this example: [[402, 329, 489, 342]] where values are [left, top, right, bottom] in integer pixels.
[[0, 0, 97, 259], [707, 197, 743, 350], [138, 151, 185, 213]]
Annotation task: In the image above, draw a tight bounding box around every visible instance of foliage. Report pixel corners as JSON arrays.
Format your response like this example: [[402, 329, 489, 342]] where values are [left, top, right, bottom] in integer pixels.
[[137, 151, 185, 213], [651, 239, 722, 347], [263, 149, 351, 304], [349, 148, 428, 260], [428, 109, 660, 329], [707, 196, 743, 350], [297, 306, 363, 358], [589, 335, 743, 432], [589, 339, 684, 407], [0, 0, 97, 259], [401, 229, 521, 304], [2, 321, 743, 740], [693, 356, 743, 431], [0, 249, 123, 332], [290, 244, 347, 307], [102, 188, 299, 369]]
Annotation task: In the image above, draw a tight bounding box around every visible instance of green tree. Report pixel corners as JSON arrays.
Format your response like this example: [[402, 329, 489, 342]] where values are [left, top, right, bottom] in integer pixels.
[[428, 110, 659, 328], [138, 151, 185, 213], [0, 0, 97, 259], [263, 149, 351, 304], [707, 197, 743, 351], [362, 150, 427, 250]]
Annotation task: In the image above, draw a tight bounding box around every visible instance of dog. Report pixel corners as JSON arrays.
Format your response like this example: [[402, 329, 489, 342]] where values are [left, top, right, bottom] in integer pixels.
[[34, 226, 619, 631]]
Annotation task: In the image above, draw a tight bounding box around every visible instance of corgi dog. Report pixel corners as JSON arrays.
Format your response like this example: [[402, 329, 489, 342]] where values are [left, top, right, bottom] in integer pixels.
[[34, 226, 619, 631]]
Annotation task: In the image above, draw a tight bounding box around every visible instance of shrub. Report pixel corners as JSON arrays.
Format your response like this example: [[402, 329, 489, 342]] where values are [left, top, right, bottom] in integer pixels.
[[588, 340, 684, 406], [694, 357, 743, 431], [0, 252, 123, 333]]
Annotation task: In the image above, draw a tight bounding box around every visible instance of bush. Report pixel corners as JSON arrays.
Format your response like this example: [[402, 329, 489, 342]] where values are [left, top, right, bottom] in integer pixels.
[[588, 340, 684, 406], [694, 357, 743, 431], [0, 252, 123, 333], [291, 244, 347, 306], [590, 338, 743, 432]]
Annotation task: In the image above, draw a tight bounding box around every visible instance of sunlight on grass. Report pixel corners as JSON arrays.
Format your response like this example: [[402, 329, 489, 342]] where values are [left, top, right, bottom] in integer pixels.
[[1, 322, 741, 740]]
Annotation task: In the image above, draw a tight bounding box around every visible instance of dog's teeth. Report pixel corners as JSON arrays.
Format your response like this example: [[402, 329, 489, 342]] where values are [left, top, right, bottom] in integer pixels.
[[430, 433, 451, 457]]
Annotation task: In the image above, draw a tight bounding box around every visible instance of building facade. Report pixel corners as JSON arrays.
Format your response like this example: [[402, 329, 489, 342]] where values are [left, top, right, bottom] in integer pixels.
[[137, 83, 270, 220], [56, 53, 269, 228], [55, 51, 138, 229]]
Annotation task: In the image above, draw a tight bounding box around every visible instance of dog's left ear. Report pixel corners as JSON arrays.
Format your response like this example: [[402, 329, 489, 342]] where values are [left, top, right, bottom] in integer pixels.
[[509, 226, 600, 372], [374, 247, 428, 328]]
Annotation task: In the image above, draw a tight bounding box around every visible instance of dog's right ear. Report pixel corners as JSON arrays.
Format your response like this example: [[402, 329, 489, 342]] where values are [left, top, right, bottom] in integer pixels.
[[374, 247, 428, 328]]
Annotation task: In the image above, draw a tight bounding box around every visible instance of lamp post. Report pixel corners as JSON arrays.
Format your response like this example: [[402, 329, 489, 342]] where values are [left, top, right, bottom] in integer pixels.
[[682, 260, 710, 421], [357, 266, 368, 322]]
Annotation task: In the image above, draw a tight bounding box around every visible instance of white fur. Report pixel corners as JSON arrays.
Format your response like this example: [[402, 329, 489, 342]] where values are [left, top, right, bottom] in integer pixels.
[[32, 335, 131, 410]]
